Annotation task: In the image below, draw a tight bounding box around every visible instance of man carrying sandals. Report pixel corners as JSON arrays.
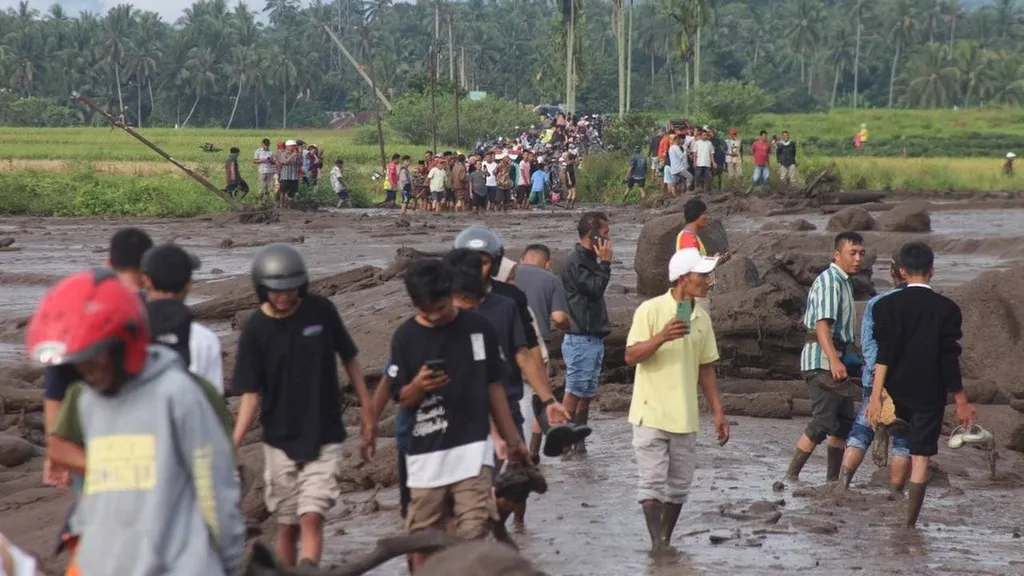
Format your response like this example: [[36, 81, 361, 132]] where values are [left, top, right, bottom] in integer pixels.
[[835, 254, 911, 496], [867, 241, 975, 527]]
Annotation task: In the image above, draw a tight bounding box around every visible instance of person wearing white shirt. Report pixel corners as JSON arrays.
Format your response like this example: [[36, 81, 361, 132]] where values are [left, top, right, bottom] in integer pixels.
[[693, 131, 716, 193], [253, 138, 276, 198]]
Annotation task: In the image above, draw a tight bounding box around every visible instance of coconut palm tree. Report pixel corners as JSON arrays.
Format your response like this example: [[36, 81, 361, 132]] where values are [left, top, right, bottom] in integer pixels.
[[903, 43, 958, 108], [980, 53, 1024, 105], [826, 24, 856, 108], [101, 4, 135, 116], [888, 0, 918, 108], [951, 41, 989, 107], [127, 41, 159, 125], [180, 46, 217, 127]]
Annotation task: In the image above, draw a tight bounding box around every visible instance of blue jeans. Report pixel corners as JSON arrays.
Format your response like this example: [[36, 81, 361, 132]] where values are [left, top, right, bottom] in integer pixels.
[[847, 389, 911, 458], [751, 165, 770, 185], [562, 334, 604, 399]]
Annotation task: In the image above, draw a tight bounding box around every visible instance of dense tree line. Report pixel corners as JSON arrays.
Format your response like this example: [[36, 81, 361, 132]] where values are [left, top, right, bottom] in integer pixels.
[[0, 0, 1021, 129]]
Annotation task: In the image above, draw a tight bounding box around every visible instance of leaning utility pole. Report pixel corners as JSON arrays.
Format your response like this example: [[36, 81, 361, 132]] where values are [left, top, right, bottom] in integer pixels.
[[447, 11, 455, 82], [627, 0, 634, 111], [454, 51, 462, 148], [360, 24, 387, 176], [429, 46, 438, 152], [322, 25, 393, 110]]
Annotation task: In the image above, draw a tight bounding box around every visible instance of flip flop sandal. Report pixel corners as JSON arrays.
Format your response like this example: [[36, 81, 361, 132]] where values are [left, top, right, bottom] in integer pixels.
[[542, 424, 577, 457], [948, 424, 994, 449]]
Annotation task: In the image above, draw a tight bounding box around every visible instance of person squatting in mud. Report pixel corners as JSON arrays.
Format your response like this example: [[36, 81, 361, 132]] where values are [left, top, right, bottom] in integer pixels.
[[786, 231, 865, 483], [386, 258, 528, 571], [866, 241, 975, 527], [834, 253, 912, 496], [625, 248, 729, 554], [33, 270, 246, 576], [561, 213, 613, 455], [231, 244, 375, 568]]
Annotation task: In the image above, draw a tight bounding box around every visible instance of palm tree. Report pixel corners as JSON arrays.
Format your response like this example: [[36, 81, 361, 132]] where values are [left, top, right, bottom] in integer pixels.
[[903, 44, 958, 108], [951, 41, 988, 107], [224, 46, 256, 128], [946, 0, 964, 53], [101, 4, 136, 116], [826, 24, 856, 108], [888, 0, 918, 108], [180, 46, 217, 127], [127, 42, 159, 126], [980, 53, 1024, 105], [269, 47, 298, 128], [850, 0, 866, 109], [264, 0, 300, 28], [785, 0, 825, 90]]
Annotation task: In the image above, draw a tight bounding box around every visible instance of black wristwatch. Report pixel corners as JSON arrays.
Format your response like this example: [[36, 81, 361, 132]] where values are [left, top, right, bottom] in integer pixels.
[[543, 397, 556, 406]]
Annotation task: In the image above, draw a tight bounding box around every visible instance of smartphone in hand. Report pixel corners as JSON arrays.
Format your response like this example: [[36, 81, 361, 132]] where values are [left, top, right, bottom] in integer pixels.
[[425, 359, 446, 375], [676, 300, 692, 322]]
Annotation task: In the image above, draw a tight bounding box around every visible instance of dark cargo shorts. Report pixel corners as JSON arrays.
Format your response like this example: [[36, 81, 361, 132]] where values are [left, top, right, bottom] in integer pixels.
[[802, 369, 855, 444]]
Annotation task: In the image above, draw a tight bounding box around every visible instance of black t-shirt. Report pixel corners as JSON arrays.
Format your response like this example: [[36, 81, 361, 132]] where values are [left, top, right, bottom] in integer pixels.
[[475, 293, 527, 401], [491, 280, 539, 349], [233, 294, 358, 462], [387, 310, 505, 487]]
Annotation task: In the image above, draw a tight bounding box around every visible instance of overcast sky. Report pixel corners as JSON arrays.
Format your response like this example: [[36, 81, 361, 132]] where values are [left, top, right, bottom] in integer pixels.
[[1, 0, 266, 24]]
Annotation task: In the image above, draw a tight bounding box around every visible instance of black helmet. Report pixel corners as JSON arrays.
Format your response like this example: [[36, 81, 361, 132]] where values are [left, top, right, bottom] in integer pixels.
[[251, 244, 309, 301], [453, 226, 504, 276]]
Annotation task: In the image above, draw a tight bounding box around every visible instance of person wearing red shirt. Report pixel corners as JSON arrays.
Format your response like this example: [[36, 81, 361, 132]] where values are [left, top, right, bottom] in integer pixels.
[[386, 154, 400, 207], [750, 130, 772, 188]]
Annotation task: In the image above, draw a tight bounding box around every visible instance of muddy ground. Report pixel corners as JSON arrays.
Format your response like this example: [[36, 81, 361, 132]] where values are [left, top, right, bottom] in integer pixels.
[[2, 193, 1024, 575]]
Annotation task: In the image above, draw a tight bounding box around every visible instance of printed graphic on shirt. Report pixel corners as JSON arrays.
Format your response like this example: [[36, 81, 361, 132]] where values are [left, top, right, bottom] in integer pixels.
[[470, 333, 486, 360], [302, 324, 324, 337], [413, 394, 450, 438], [85, 434, 156, 494]]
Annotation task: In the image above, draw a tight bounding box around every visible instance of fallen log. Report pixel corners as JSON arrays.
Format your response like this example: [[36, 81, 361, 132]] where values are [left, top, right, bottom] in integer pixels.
[[721, 392, 793, 419], [825, 192, 887, 205]]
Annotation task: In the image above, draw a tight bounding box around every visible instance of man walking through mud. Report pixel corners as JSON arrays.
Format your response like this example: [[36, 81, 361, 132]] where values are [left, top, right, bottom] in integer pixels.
[[625, 248, 729, 553], [867, 241, 975, 527], [786, 231, 864, 483], [835, 255, 911, 495], [562, 212, 612, 454], [231, 244, 374, 568]]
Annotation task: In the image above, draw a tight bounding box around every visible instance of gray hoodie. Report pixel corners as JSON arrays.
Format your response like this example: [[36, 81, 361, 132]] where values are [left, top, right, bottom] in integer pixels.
[[68, 346, 244, 576]]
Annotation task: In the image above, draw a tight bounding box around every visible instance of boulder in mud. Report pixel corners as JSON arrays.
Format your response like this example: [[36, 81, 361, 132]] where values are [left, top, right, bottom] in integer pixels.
[[634, 214, 729, 297], [875, 203, 931, 233], [712, 256, 761, 296], [825, 207, 875, 232], [720, 392, 793, 419], [595, 384, 632, 412], [760, 218, 817, 232], [948, 268, 1024, 400], [0, 434, 41, 467], [339, 438, 400, 490], [960, 379, 1011, 405]]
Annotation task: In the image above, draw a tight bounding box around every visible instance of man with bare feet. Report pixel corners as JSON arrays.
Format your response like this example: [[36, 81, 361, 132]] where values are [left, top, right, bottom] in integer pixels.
[[785, 232, 864, 483], [868, 241, 975, 527], [835, 255, 911, 495], [625, 248, 729, 553]]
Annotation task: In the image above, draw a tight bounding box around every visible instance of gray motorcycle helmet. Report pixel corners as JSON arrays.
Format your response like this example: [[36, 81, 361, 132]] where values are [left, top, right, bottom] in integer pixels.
[[251, 243, 309, 301], [453, 226, 505, 276]]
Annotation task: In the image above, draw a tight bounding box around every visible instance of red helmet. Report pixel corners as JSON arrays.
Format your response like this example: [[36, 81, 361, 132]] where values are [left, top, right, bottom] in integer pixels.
[[26, 269, 149, 377]]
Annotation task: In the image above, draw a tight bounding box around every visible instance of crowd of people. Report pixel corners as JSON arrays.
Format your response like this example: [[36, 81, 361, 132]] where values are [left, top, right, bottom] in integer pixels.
[[9, 189, 979, 574], [640, 121, 801, 196], [223, 138, 327, 207]]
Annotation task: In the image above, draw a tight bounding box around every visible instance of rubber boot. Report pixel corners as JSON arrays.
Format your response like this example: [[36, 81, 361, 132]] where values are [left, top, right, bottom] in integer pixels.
[[834, 467, 854, 491], [529, 432, 542, 464], [573, 403, 590, 455], [826, 446, 844, 482], [906, 482, 927, 527], [641, 500, 666, 553], [661, 503, 683, 548], [785, 449, 812, 481]]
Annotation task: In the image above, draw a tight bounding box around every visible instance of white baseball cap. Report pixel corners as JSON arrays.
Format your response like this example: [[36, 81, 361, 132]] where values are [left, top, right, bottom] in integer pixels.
[[669, 248, 719, 281], [1007, 152, 1017, 159], [285, 139, 297, 146]]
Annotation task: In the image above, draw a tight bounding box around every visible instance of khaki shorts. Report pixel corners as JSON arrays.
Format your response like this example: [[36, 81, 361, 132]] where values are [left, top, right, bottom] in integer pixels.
[[264, 443, 344, 525], [406, 466, 496, 539]]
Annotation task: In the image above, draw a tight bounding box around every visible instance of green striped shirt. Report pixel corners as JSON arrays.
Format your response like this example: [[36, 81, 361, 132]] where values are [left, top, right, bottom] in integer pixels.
[[800, 262, 855, 372]]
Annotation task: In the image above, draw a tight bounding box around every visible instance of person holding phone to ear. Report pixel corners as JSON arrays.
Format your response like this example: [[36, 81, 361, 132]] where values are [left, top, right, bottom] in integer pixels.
[[624, 248, 728, 554]]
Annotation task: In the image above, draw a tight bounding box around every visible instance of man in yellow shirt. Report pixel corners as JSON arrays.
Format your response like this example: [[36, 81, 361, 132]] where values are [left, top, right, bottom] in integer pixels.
[[624, 248, 730, 554]]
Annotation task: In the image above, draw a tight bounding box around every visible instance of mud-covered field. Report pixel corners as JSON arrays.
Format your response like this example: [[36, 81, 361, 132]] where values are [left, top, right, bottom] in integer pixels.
[[2, 194, 1024, 575]]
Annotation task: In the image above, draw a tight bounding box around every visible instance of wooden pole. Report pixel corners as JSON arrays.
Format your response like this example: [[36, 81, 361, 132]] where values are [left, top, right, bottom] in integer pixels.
[[71, 91, 240, 210], [454, 51, 461, 148], [430, 46, 438, 153], [322, 24, 393, 111]]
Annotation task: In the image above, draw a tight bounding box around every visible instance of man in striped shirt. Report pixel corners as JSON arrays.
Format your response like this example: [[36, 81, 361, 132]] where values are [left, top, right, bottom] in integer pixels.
[[786, 231, 865, 482]]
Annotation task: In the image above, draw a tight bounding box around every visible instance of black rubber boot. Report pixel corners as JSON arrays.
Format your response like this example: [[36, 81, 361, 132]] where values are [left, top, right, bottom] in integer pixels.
[[835, 466, 854, 491], [529, 432, 542, 463], [826, 446, 844, 482], [573, 403, 590, 454], [906, 482, 927, 527], [786, 449, 812, 481], [661, 503, 683, 548], [641, 500, 666, 553]]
